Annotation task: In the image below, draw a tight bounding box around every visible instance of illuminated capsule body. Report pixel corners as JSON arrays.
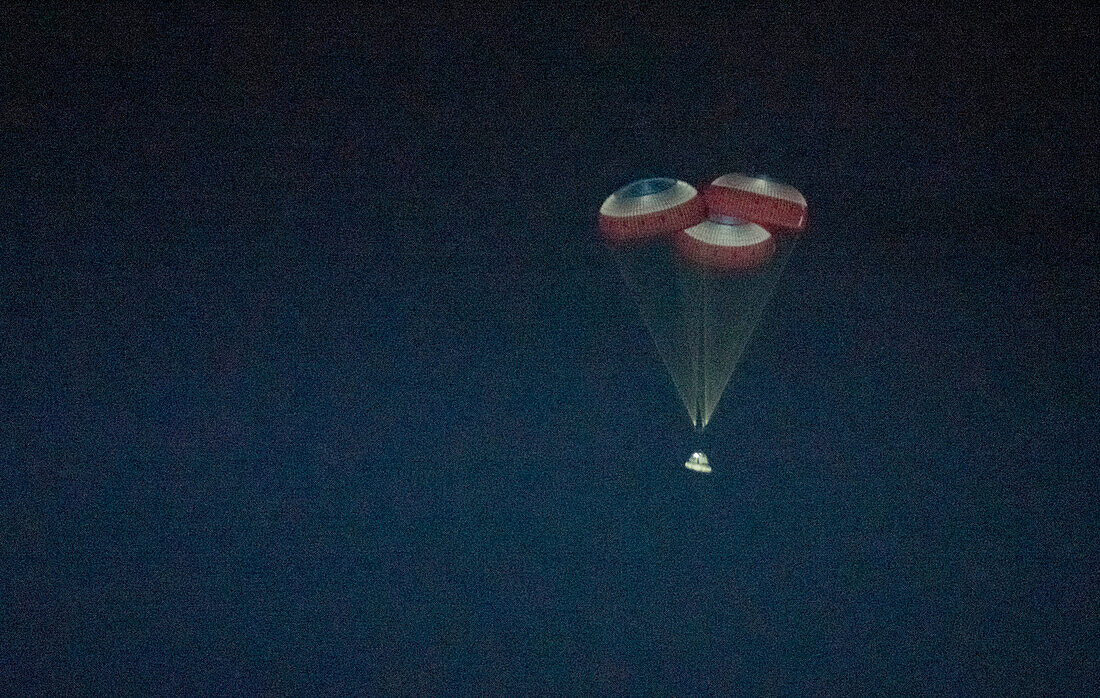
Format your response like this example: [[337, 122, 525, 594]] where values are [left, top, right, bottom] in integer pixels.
[[599, 177, 707, 245], [685, 452, 711, 473], [673, 217, 775, 273], [704, 174, 807, 233]]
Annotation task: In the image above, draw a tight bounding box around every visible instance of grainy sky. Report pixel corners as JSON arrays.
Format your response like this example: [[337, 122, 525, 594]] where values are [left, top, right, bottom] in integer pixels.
[[4, 5, 1096, 695]]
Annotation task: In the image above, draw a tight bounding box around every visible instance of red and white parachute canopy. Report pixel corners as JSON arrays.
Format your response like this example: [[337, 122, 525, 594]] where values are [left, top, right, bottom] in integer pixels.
[[599, 177, 707, 244], [673, 217, 776, 272], [703, 174, 807, 234]]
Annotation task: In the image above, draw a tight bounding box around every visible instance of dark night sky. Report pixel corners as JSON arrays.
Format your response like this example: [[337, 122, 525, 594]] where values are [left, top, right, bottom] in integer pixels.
[[3, 5, 1097, 695]]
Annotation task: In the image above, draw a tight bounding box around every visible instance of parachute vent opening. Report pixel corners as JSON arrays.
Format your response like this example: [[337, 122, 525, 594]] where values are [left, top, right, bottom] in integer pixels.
[[619, 178, 677, 198]]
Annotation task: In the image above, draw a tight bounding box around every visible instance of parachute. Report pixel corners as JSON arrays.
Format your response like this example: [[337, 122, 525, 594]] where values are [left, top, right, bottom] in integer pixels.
[[599, 174, 807, 432]]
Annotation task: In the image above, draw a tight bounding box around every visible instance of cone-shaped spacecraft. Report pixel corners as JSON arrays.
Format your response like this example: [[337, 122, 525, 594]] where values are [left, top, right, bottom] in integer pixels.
[[599, 177, 707, 245], [685, 452, 711, 473], [703, 174, 807, 233]]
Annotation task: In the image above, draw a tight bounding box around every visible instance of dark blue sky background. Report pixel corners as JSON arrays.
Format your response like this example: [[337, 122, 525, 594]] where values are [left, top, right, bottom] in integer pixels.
[[4, 5, 1097, 695]]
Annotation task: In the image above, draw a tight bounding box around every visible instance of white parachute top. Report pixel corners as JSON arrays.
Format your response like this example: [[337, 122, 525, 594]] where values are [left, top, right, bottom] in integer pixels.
[[598, 177, 707, 244], [704, 174, 808, 233], [680, 218, 772, 247], [710, 174, 807, 207], [674, 218, 776, 271], [685, 452, 711, 473], [599, 177, 699, 217]]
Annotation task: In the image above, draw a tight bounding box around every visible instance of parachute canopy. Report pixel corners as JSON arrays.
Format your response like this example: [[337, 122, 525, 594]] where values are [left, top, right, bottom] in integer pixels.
[[598, 177, 707, 244], [703, 174, 808, 233], [600, 173, 807, 431], [674, 218, 775, 272]]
